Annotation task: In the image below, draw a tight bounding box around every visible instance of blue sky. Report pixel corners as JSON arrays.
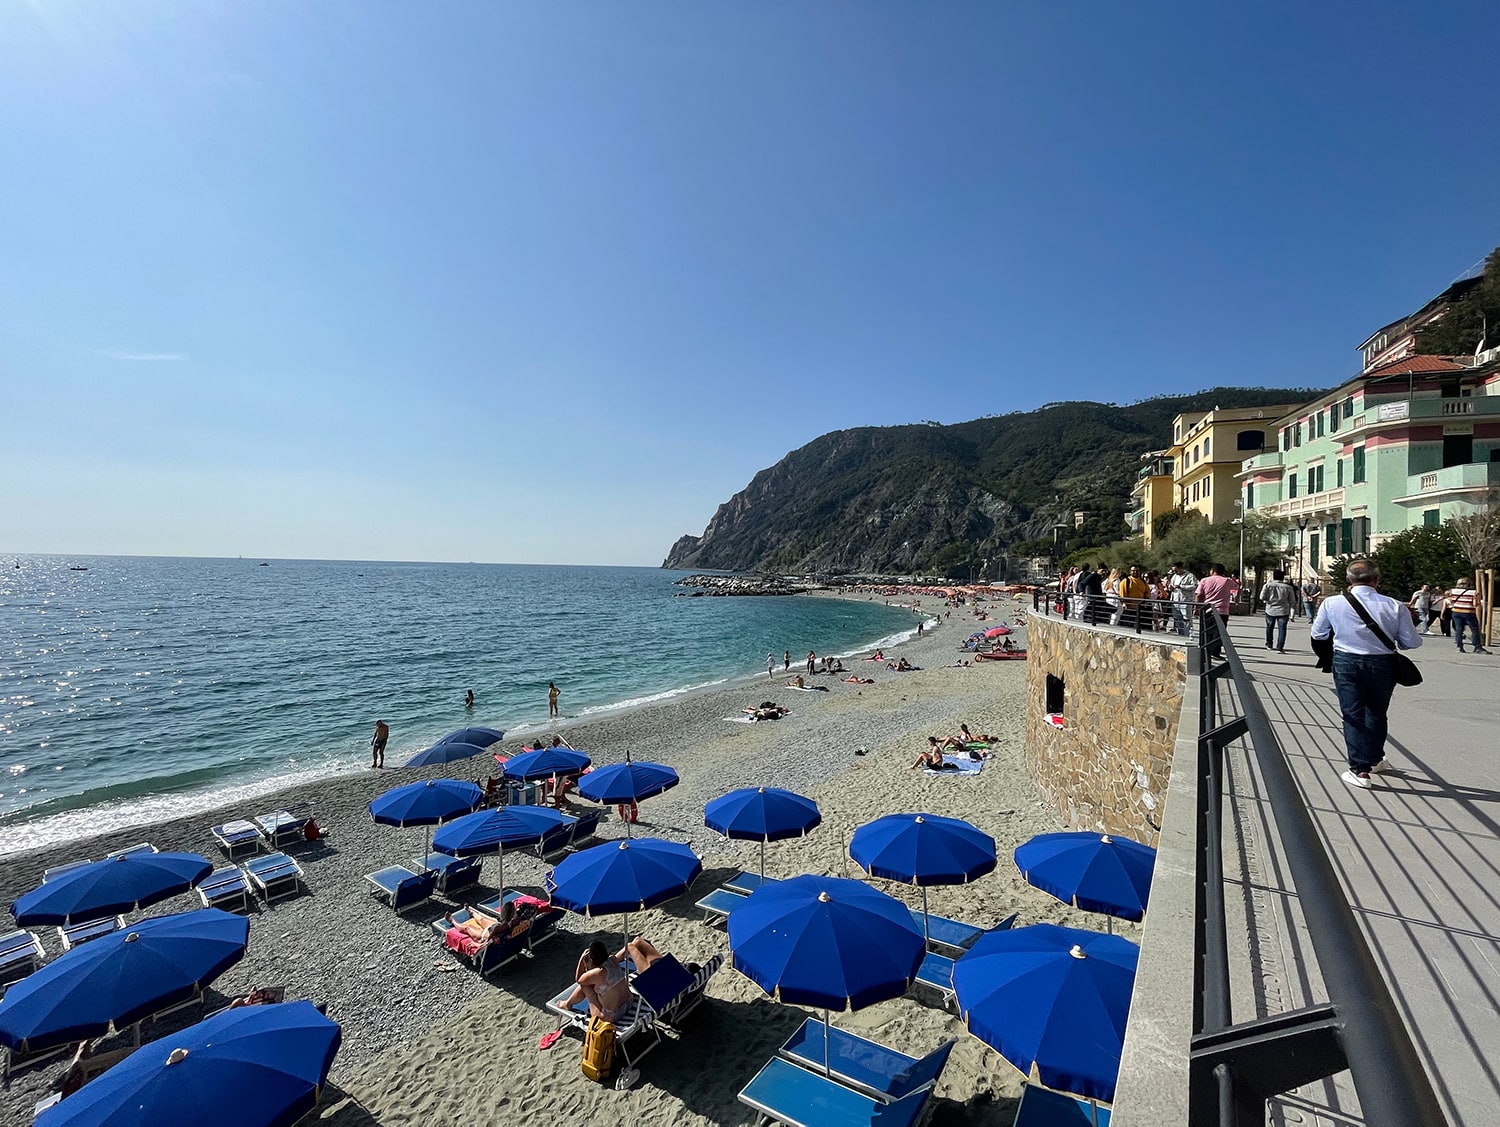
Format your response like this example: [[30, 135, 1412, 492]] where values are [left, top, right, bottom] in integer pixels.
[[3, 2, 1496, 565]]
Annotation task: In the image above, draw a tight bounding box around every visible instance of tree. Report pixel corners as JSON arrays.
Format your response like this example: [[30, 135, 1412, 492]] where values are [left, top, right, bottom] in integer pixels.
[[1327, 525, 1467, 598], [1414, 246, 1500, 357], [1448, 493, 1500, 572]]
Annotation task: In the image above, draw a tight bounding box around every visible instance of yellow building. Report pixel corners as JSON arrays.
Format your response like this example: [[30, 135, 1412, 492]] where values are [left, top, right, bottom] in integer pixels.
[[1170, 405, 1299, 525], [1127, 451, 1176, 546]]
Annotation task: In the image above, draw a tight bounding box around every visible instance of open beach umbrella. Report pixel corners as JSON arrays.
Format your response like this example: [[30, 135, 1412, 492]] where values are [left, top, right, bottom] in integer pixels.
[[432, 805, 574, 891], [577, 758, 678, 838], [984, 626, 1011, 637], [849, 813, 997, 942], [728, 874, 926, 1076], [368, 778, 482, 854], [0, 909, 250, 1054], [546, 838, 701, 941], [438, 727, 506, 748], [952, 923, 1139, 1103], [502, 747, 591, 782], [704, 787, 821, 879], [1014, 832, 1157, 933], [403, 740, 492, 769], [12, 852, 214, 927], [36, 999, 341, 1127]]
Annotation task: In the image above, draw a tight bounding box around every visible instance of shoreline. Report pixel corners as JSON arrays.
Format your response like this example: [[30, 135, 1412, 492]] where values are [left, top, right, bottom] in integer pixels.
[[0, 595, 1125, 1126]]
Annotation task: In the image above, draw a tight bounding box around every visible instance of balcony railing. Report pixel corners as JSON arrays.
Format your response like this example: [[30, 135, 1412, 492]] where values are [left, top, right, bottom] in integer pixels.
[[1260, 488, 1345, 518], [1396, 461, 1500, 505], [1237, 450, 1283, 476], [1349, 395, 1500, 434]]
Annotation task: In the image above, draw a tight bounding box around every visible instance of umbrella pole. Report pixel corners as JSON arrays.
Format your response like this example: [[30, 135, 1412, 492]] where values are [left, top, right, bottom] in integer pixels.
[[922, 887, 931, 943], [760, 838, 767, 881], [498, 847, 505, 894], [824, 1008, 832, 1077]]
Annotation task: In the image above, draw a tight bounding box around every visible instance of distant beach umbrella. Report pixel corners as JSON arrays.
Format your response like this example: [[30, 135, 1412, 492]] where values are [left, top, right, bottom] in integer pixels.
[[36, 1000, 341, 1127], [704, 787, 821, 879], [953, 923, 1139, 1102], [0, 909, 249, 1055], [546, 838, 701, 942], [727, 874, 926, 1077], [437, 727, 506, 748], [432, 805, 574, 891], [983, 626, 1011, 637], [577, 759, 678, 838], [12, 852, 213, 927], [502, 747, 591, 782], [849, 813, 996, 943], [1014, 832, 1157, 932], [403, 740, 492, 768], [369, 778, 482, 854]]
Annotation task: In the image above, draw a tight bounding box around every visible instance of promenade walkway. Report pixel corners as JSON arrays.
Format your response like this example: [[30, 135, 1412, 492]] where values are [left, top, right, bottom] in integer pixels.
[[1224, 613, 1496, 1127]]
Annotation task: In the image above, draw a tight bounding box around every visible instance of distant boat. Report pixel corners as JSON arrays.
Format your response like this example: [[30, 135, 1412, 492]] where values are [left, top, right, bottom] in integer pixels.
[[69, 566, 89, 571], [259, 562, 270, 566]]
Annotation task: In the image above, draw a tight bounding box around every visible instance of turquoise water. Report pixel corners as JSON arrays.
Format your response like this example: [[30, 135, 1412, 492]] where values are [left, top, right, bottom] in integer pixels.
[[0, 556, 916, 853]]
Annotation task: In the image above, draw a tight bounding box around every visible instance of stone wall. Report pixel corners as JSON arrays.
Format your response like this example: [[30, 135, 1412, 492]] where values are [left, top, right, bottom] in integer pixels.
[[1023, 612, 1189, 845]]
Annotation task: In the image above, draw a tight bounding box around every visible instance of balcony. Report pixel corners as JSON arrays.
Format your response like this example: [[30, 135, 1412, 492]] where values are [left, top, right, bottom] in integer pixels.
[[1236, 450, 1284, 478], [1345, 394, 1500, 439], [1260, 488, 1346, 520], [1393, 461, 1500, 508]]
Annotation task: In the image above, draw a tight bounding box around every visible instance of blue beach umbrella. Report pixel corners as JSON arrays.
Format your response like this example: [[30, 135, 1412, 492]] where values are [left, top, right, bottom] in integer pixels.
[[368, 778, 483, 854], [403, 740, 492, 769], [37, 999, 341, 1127], [1014, 832, 1157, 931], [953, 924, 1138, 1102], [727, 874, 926, 1076], [849, 813, 997, 942], [577, 759, 678, 838], [432, 805, 574, 891], [704, 787, 821, 879], [12, 852, 214, 927], [438, 727, 506, 748], [502, 747, 591, 782], [0, 909, 250, 1054], [546, 838, 701, 941]]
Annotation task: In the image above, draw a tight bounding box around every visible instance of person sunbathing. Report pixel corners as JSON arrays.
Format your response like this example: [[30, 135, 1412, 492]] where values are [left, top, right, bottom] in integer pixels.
[[957, 723, 998, 745], [843, 675, 874, 684], [911, 737, 958, 770], [443, 902, 518, 956], [565, 937, 663, 1020], [787, 674, 805, 688]]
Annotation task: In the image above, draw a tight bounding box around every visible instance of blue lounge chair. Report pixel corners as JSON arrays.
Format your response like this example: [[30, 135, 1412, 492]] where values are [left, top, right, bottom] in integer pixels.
[[523, 820, 578, 863], [253, 804, 313, 849], [911, 952, 955, 1009], [738, 1056, 933, 1127], [210, 820, 262, 857], [911, 910, 1017, 956], [696, 888, 747, 926], [1013, 1083, 1112, 1126], [245, 852, 305, 902], [567, 808, 603, 847], [42, 858, 91, 883], [723, 871, 770, 896], [106, 842, 158, 859], [0, 929, 44, 985], [778, 1017, 955, 1102], [428, 891, 518, 939], [416, 853, 483, 895], [59, 915, 125, 951], [197, 867, 251, 913], [365, 866, 437, 912]]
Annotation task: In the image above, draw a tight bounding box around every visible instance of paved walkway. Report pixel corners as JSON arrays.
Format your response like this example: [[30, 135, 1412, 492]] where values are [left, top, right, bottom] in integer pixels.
[[1224, 613, 1497, 1127]]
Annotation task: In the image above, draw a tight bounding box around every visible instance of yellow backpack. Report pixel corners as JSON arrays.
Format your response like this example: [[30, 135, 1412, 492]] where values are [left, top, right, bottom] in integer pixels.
[[581, 1015, 615, 1082]]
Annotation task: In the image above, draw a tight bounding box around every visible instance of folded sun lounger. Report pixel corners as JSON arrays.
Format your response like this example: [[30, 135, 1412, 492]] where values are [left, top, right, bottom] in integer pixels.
[[365, 865, 438, 912], [210, 820, 263, 857], [197, 867, 251, 913], [245, 852, 305, 902], [777, 1017, 956, 1102], [738, 1056, 933, 1127], [0, 929, 45, 985], [1013, 1082, 1112, 1126]]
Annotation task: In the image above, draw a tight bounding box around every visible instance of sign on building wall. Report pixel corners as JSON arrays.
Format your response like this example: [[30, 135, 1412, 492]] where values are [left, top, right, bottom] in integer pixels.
[[1377, 402, 1410, 422]]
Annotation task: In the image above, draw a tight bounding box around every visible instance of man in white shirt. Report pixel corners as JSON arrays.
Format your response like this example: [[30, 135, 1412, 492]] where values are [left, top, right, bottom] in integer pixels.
[[1167, 562, 1198, 637], [1310, 559, 1422, 789]]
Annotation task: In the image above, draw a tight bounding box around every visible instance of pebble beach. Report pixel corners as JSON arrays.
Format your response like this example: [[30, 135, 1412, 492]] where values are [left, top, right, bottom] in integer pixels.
[[0, 598, 1138, 1126]]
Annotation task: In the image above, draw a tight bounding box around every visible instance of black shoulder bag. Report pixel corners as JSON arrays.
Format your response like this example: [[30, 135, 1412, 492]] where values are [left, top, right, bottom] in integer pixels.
[[1344, 592, 1423, 687]]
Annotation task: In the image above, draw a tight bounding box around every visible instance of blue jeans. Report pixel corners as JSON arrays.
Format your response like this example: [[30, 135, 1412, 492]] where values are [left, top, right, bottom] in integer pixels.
[[1453, 612, 1481, 650], [1331, 652, 1397, 773], [1265, 614, 1288, 651], [1171, 601, 1191, 636]]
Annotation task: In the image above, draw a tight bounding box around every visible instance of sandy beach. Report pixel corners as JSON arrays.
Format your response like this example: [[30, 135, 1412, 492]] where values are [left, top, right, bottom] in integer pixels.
[[0, 597, 1137, 1125]]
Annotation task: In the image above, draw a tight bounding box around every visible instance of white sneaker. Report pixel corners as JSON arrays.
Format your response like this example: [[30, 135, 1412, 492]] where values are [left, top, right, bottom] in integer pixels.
[[1342, 770, 1372, 790], [1370, 760, 1394, 774]]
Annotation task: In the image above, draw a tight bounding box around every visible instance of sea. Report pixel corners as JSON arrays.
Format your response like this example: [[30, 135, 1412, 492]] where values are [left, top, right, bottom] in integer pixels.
[[0, 556, 918, 857]]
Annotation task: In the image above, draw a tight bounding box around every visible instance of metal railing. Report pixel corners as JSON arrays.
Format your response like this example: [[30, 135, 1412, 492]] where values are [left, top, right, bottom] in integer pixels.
[[1032, 589, 1212, 643], [1188, 614, 1447, 1125]]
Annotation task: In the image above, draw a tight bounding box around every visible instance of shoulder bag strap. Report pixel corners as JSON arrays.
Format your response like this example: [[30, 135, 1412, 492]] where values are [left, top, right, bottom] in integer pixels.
[[1344, 590, 1398, 653]]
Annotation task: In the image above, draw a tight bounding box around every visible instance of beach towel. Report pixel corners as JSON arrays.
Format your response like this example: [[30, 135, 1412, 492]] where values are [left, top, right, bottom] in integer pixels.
[[724, 715, 758, 725], [923, 755, 984, 776], [788, 685, 829, 692]]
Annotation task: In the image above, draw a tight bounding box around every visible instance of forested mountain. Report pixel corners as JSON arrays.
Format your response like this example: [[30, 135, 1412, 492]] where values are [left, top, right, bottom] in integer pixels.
[[662, 388, 1322, 576]]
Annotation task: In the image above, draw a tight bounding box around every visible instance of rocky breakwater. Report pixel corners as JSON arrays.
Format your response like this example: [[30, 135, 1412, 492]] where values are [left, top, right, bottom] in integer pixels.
[[673, 574, 817, 596]]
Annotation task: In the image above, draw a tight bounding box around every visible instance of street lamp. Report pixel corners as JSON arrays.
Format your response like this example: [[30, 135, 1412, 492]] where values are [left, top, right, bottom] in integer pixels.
[[1233, 498, 1246, 589], [1296, 513, 1309, 591]]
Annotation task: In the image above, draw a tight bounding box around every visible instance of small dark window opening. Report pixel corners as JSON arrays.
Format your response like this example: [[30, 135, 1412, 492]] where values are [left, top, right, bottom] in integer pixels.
[[1045, 673, 1065, 716]]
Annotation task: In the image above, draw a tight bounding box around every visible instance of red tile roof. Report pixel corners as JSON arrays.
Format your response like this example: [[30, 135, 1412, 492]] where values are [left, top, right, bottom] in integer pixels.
[[1362, 354, 1468, 378]]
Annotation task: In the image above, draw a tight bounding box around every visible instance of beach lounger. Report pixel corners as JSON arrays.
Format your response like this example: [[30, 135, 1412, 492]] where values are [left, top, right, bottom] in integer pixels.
[[42, 858, 91, 883], [428, 891, 518, 940], [523, 819, 579, 863], [365, 865, 437, 912], [696, 888, 747, 926], [59, 915, 126, 951], [911, 952, 956, 1009], [245, 852, 305, 902], [451, 907, 566, 976], [778, 1018, 955, 1102], [210, 819, 263, 857], [738, 1056, 933, 1127], [415, 853, 483, 895], [196, 866, 251, 913], [0, 929, 44, 986], [253, 803, 314, 849], [567, 808, 603, 847], [911, 910, 1016, 957], [1013, 1082, 1112, 1126], [105, 842, 158, 859], [723, 871, 770, 896]]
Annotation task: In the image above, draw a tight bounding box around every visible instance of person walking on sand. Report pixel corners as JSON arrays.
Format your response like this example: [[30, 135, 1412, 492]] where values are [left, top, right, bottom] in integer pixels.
[[783, 649, 790, 671], [806, 651, 816, 675], [548, 681, 560, 718], [766, 653, 776, 679], [370, 720, 388, 769]]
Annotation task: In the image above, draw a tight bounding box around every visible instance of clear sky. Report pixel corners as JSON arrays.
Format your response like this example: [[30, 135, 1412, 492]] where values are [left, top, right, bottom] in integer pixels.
[[3, 2, 1497, 565]]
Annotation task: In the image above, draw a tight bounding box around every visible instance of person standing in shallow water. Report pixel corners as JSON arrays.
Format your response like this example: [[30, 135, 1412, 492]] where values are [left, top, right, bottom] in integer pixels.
[[370, 720, 388, 769], [548, 681, 560, 718], [464, 689, 475, 709], [783, 650, 790, 672], [766, 653, 776, 679]]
